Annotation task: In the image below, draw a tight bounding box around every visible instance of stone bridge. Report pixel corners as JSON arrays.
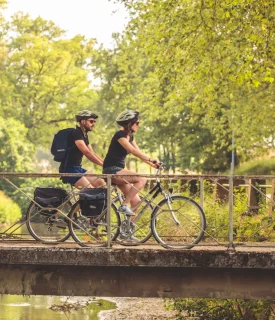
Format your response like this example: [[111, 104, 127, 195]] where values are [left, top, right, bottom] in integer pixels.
[[0, 241, 275, 299]]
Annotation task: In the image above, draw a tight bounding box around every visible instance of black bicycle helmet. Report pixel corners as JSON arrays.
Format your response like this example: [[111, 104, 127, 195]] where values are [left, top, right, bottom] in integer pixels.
[[75, 110, 98, 122], [116, 110, 139, 127]]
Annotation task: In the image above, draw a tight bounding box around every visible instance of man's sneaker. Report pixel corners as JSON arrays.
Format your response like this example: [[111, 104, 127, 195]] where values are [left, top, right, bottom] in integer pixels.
[[117, 205, 135, 216]]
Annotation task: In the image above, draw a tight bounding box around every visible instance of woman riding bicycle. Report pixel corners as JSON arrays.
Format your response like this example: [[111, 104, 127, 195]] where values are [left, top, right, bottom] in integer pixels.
[[103, 110, 160, 216]]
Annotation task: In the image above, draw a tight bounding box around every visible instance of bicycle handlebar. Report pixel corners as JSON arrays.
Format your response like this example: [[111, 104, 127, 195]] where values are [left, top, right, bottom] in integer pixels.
[[153, 161, 164, 172]]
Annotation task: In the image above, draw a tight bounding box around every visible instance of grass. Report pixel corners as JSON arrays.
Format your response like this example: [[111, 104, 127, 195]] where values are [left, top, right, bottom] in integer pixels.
[[234, 158, 275, 175]]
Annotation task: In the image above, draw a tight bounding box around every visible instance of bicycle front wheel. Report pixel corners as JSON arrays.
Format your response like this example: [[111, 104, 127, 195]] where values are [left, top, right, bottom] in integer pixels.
[[68, 202, 121, 247], [26, 202, 71, 243], [151, 195, 206, 249]]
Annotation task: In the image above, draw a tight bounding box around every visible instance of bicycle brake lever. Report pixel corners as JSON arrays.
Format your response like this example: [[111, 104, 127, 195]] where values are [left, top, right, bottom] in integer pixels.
[[152, 161, 163, 169]]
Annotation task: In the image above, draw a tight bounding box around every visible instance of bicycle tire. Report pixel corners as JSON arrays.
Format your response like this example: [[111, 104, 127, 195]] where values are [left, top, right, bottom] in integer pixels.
[[151, 195, 206, 249], [68, 201, 121, 247], [26, 202, 71, 243]]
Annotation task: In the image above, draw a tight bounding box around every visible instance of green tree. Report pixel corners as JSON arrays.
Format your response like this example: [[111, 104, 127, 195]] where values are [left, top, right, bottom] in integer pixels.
[[0, 116, 34, 172], [105, 0, 275, 172], [0, 190, 21, 224], [2, 13, 99, 145], [0, 116, 35, 210]]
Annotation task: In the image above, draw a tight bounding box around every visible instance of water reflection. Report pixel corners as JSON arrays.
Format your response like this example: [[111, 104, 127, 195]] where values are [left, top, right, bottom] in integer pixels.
[[0, 295, 116, 320]]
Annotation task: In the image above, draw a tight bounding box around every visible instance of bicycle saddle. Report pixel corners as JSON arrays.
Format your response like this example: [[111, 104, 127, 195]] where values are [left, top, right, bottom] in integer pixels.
[[35, 196, 60, 206]]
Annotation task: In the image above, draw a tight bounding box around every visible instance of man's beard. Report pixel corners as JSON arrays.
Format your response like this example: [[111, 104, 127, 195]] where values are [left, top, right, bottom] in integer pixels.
[[84, 125, 92, 132]]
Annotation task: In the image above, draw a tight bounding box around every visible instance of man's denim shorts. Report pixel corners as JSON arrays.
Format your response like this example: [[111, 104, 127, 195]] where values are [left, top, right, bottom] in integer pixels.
[[103, 166, 123, 174], [60, 166, 87, 185]]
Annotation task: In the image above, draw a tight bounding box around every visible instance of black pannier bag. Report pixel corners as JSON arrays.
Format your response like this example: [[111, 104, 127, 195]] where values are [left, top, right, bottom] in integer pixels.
[[34, 187, 69, 215], [79, 188, 107, 217]]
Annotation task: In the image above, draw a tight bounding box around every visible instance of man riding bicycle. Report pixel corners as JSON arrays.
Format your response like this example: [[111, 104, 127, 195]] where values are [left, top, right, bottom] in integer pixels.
[[59, 110, 105, 189]]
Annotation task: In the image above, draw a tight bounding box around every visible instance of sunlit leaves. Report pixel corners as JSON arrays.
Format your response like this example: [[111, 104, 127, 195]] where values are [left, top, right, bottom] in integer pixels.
[[2, 13, 98, 144], [0, 117, 34, 172], [103, 0, 275, 172]]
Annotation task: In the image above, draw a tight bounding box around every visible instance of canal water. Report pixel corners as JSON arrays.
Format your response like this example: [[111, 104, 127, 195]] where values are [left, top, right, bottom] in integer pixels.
[[0, 295, 116, 320]]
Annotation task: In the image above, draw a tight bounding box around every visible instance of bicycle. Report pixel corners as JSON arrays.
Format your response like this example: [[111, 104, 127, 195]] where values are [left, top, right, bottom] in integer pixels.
[[67, 185, 153, 247], [25, 183, 152, 245], [25, 187, 75, 243], [68, 164, 207, 249]]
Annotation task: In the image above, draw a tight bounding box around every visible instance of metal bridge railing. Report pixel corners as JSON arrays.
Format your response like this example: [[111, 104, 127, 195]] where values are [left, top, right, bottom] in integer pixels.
[[1, 172, 275, 250]]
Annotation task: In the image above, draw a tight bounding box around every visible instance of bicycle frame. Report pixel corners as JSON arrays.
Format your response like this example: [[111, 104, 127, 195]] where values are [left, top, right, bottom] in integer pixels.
[[131, 167, 180, 226]]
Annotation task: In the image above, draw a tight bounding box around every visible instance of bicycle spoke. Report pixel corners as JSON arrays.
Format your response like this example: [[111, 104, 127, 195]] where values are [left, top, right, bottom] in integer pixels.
[[69, 202, 121, 247], [132, 199, 153, 243], [26, 203, 71, 243]]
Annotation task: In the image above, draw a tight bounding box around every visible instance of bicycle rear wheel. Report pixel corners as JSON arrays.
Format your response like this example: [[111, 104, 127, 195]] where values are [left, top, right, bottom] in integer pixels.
[[68, 202, 121, 247], [26, 202, 71, 243], [151, 195, 206, 249]]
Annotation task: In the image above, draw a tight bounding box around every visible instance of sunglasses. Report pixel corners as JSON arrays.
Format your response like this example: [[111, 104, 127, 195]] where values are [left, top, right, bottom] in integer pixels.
[[86, 119, 96, 124]]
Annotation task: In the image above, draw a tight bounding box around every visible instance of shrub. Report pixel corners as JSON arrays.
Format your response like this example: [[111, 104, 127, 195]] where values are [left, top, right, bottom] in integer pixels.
[[165, 298, 275, 320], [234, 159, 275, 175], [0, 190, 21, 224]]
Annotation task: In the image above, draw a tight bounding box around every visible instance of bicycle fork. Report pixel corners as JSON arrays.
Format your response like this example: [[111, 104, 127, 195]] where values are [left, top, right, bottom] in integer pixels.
[[165, 194, 181, 226]]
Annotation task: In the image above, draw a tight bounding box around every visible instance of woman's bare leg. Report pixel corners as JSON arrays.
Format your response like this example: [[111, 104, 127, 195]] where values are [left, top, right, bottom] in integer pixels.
[[118, 183, 141, 209], [112, 169, 146, 206]]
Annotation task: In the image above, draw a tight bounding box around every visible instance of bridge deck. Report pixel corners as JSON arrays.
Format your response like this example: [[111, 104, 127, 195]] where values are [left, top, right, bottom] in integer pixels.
[[0, 240, 275, 269], [1, 241, 275, 298]]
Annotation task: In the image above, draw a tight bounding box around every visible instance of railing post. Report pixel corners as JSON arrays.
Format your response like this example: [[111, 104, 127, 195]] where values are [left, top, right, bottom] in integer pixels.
[[228, 126, 235, 251], [228, 175, 234, 250], [107, 175, 112, 249], [200, 178, 204, 210]]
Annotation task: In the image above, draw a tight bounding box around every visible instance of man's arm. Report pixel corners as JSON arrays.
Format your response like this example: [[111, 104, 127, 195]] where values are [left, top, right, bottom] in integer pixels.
[[75, 140, 103, 166], [87, 144, 104, 163]]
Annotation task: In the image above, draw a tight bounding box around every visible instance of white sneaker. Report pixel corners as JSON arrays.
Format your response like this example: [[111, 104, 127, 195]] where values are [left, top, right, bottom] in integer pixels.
[[117, 205, 135, 216], [118, 233, 139, 242], [129, 235, 139, 242]]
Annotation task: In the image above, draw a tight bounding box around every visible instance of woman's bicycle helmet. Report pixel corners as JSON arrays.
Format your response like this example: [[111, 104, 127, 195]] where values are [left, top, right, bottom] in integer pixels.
[[75, 110, 98, 122], [116, 110, 139, 127]]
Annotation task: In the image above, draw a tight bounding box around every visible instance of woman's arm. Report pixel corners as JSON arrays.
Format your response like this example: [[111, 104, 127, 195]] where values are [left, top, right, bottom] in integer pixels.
[[118, 137, 159, 166], [131, 140, 151, 165], [131, 140, 141, 150]]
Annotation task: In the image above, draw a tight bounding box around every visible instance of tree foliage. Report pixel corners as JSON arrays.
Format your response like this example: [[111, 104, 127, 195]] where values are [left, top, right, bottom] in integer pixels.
[[0, 6, 103, 213], [1, 0, 275, 178], [0, 190, 21, 224], [0, 117, 34, 172], [1, 12, 99, 145], [93, 0, 275, 172]]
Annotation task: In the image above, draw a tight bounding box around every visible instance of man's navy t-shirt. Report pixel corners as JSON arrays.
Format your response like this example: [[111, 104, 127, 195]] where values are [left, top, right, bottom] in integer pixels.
[[62, 127, 89, 167], [103, 130, 133, 169]]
